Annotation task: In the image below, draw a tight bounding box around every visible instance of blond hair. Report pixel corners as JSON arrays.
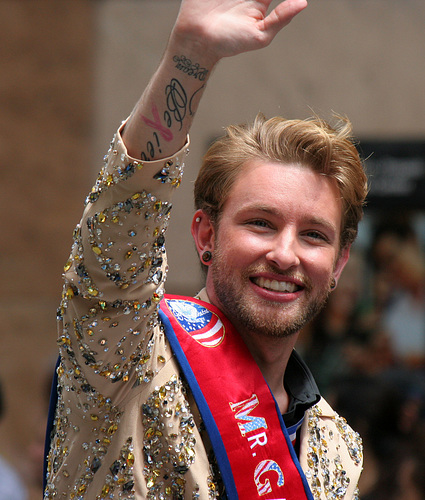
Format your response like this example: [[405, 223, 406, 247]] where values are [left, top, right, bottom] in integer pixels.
[[194, 113, 368, 249]]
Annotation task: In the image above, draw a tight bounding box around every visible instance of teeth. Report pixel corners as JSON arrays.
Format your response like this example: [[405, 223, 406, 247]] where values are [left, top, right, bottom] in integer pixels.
[[254, 277, 298, 293]]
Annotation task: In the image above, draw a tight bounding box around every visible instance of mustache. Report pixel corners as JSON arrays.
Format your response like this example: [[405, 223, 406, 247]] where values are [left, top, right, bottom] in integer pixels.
[[242, 264, 314, 292]]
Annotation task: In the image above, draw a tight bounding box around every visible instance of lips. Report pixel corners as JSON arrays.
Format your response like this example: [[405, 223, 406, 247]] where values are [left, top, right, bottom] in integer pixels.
[[251, 276, 301, 293]]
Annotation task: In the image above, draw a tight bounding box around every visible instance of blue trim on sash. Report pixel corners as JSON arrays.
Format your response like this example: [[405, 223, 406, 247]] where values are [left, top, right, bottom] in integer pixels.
[[159, 308, 237, 499], [273, 399, 314, 499]]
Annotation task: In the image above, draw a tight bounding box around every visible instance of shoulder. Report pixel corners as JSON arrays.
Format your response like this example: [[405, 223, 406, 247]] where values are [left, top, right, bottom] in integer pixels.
[[299, 397, 363, 499]]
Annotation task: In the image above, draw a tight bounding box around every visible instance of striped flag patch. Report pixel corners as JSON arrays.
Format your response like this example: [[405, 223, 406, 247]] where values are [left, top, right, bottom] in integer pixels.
[[165, 299, 225, 348]]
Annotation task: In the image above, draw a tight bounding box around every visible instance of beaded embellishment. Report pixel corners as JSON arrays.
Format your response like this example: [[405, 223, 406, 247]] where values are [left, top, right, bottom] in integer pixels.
[[305, 404, 363, 499]]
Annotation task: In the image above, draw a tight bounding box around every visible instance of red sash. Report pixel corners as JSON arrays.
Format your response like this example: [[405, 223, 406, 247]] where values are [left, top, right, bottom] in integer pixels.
[[159, 295, 313, 500]]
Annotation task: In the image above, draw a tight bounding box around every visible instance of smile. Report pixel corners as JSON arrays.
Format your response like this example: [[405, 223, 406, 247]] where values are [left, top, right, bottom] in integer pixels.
[[252, 277, 300, 293]]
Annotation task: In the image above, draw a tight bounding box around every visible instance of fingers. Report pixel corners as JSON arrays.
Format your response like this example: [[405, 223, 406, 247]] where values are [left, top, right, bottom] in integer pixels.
[[262, 0, 308, 40]]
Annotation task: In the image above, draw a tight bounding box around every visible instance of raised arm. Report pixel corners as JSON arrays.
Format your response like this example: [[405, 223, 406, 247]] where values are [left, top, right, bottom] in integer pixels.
[[45, 3, 309, 495], [122, 0, 307, 160]]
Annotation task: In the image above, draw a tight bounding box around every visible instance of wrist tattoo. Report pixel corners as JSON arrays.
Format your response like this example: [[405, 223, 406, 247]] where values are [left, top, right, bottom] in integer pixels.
[[173, 55, 208, 81]]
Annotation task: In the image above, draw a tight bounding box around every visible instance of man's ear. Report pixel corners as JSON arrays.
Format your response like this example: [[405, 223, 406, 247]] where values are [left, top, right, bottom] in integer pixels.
[[191, 209, 215, 262], [333, 245, 351, 285]]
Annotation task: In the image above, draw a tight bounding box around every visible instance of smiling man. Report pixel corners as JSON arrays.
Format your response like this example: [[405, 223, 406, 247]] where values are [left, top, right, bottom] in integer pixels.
[[196, 157, 349, 413], [44, 1, 367, 499]]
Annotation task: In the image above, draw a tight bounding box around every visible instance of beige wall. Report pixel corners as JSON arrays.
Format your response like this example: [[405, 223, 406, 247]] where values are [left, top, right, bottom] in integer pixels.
[[1, 1, 425, 497]]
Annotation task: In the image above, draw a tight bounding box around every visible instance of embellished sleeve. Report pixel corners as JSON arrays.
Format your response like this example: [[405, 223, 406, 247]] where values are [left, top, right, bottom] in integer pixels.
[[57, 121, 190, 403]]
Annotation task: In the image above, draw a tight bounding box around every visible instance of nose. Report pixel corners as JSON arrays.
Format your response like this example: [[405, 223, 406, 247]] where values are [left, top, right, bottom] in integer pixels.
[[265, 228, 301, 271]]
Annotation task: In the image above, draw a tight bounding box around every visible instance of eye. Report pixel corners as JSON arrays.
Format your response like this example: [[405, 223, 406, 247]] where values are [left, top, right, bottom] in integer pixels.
[[247, 219, 273, 229], [304, 230, 329, 243]]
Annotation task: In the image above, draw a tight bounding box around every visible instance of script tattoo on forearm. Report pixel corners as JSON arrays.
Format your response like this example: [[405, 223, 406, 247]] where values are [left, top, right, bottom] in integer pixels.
[[166, 78, 187, 130], [140, 78, 204, 160], [140, 104, 173, 160], [173, 55, 209, 81], [142, 104, 174, 141], [189, 83, 205, 116]]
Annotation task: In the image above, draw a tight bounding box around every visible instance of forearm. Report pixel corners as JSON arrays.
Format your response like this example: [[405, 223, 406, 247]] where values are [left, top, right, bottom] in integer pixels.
[[122, 40, 217, 161], [122, 0, 307, 161]]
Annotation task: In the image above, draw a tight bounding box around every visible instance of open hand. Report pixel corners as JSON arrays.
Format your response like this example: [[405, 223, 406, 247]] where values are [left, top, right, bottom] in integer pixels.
[[172, 0, 308, 62]]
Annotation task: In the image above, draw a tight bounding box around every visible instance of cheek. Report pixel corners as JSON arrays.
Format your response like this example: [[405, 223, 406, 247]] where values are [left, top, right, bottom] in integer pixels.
[[216, 230, 261, 263], [303, 250, 337, 276], [217, 243, 250, 269], [234, 239, 269, 268]]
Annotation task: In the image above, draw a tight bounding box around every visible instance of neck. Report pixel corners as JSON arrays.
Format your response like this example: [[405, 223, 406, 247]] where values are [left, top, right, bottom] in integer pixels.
[[238, 328, 299, 414]]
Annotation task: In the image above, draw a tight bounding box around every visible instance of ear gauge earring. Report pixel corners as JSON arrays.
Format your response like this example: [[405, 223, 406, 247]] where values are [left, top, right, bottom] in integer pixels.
[[330, 278, 336, 290], [202, 251, 212, 263]]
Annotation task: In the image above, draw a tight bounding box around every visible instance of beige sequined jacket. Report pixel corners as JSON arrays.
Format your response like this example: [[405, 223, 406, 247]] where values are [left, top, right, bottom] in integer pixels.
[[44, 124, 363, 499]]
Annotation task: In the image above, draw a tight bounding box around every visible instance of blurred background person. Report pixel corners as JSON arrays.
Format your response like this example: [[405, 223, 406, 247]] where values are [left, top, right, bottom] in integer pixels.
[[0, 380, 28, 500]]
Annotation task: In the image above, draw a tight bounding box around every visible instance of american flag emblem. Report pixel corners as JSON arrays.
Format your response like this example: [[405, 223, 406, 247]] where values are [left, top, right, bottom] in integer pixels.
[[166, 299, 225, 348]]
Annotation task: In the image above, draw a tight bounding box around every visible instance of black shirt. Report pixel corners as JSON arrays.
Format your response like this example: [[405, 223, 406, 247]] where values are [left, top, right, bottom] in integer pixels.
[[282, 350, 321, 428]]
